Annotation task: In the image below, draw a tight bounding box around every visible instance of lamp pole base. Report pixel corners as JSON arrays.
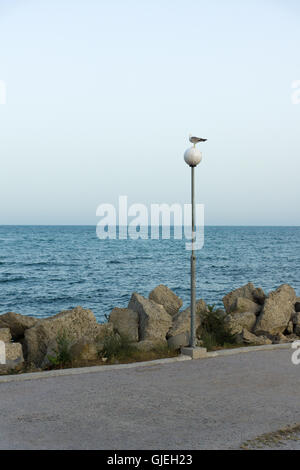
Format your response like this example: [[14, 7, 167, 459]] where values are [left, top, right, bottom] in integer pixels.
[[181, 347, 208, 360]]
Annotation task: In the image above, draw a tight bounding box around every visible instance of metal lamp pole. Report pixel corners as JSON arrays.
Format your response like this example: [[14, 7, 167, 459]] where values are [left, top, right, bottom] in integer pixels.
[[184, 135, 207, 349], [190, 165, 196, 348]]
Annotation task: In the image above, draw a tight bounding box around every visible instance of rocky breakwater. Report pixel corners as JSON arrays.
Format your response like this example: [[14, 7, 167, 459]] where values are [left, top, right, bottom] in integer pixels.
[[0, 308, 113, 370], [1, 282, 299, 372], [0, 284, 195, 370], [223, 283, 300, 345], [110, 285, 209, 350]]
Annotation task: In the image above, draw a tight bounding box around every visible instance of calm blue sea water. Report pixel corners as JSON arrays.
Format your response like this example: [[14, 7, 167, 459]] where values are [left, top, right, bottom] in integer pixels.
[[0, 226, 299, 323]]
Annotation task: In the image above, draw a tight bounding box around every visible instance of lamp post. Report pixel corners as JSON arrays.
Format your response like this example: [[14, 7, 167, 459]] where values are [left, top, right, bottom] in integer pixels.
[[183, 135, 207, 354]]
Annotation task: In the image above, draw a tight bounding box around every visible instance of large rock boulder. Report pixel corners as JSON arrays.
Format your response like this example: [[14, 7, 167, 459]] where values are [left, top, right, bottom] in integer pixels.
[[167, 300, 207, 339], [0, 312, 39, 341], [96, 323, 114, 347], [254, 285, 296, 336], [232, 297, 261, 315], [167, 332, 190, 350], [6, 343, 24, 366], [149, 285, 183, 316], [223, 283, 265, 313], [0, 342, 24, 371], [128, 293, 172, 343], [69, 339, 99, 362], [0, 328, 12, 343], [237, 329, 272, 346], [24, 306, 104, 367], [225, 312, 257, 335], [109, 308, 139, 342]]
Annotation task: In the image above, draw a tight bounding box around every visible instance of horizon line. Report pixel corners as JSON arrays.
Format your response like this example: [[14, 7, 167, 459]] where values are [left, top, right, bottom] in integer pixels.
[[0, 224, 300, 228]]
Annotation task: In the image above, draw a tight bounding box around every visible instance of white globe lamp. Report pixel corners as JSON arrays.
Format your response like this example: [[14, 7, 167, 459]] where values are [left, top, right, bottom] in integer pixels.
[[184, 147, 203, 167]]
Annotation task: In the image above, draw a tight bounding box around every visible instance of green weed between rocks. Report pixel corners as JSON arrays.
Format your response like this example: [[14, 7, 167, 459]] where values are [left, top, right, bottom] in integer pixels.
[[100, 332, 136, 361], [47, 330, 73, 367], [99, 332, 177, 364], [198, 305, 236, 351]]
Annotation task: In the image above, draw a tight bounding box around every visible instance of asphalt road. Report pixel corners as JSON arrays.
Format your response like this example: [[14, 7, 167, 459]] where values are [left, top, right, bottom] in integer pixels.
[[0, 349, 299, 450]]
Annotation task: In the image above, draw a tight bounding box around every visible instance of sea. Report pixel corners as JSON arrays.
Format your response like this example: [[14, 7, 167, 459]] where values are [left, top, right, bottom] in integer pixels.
[[0, 226, 299, 323]]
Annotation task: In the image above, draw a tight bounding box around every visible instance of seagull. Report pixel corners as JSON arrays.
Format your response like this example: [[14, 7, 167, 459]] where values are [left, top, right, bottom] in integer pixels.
[[189, 134, 207, 146]]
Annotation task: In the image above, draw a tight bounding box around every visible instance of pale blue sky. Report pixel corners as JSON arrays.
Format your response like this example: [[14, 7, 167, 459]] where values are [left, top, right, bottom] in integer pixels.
[[0, 0, 299, 225]]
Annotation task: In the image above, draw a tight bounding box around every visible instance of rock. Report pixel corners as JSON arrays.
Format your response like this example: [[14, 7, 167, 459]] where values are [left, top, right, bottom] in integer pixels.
[[295, 300, 300, 313], [225, 312, 257, 335], [69, 339, 99, 362], [232, 297, 261, 315], [149, 285, 183, 316], [286, 334, 299, 342], [24, 306, 104, 367], [96, 322, 114, 340], [167, 300, 207, 339], [272, 332, 290, 344], [94, 323, 114, 351], [223, 283, 266, 313], [0, 342, 24, 371], [237, 329, 272, 346], [252, 288, 267, 306], [285, 321, 294, 335], [0, 312, 39, 341], [167, 332, 190, 350], [6, 343, 24, 365], [0, 328, 12, 343], [128, 293, 172, 343], [254, 285, 296, 336], [109, 308, 139, 342]]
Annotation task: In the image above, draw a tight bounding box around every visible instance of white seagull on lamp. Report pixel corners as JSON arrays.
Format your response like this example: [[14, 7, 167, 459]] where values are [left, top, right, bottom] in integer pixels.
[[184, 135, 207, 167], [189, 134, 207, 146]]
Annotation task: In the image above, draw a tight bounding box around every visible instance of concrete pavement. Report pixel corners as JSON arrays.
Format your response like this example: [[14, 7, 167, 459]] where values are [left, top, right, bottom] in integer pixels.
[[0, 348, 299, 450]]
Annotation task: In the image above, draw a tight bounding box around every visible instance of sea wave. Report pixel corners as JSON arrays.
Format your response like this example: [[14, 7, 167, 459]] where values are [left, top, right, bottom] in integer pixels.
[[0, 276, 26, 283]]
